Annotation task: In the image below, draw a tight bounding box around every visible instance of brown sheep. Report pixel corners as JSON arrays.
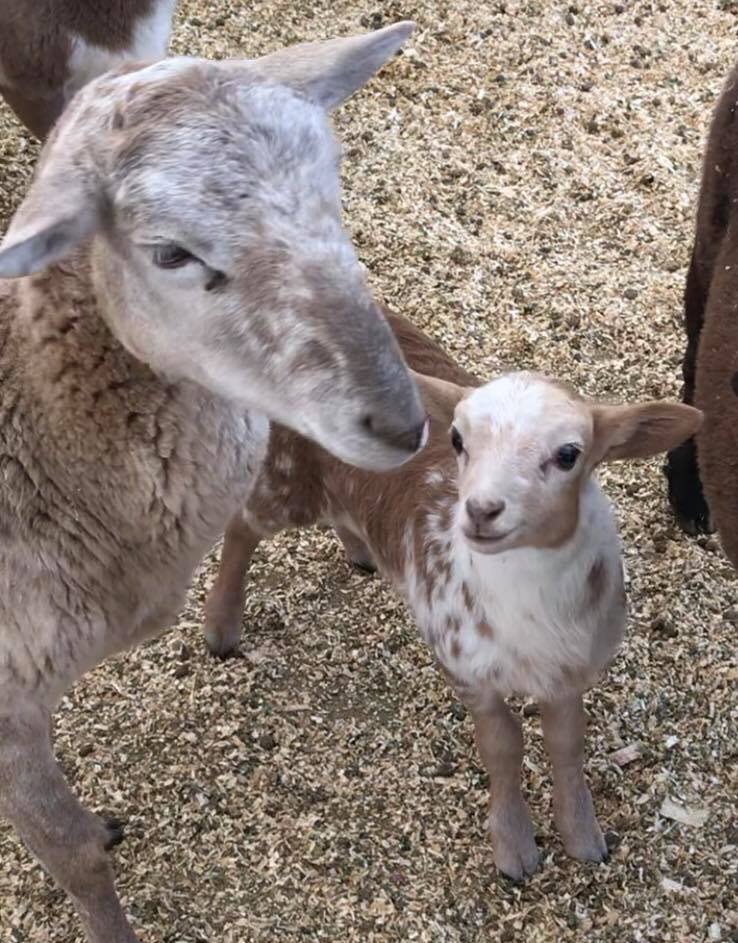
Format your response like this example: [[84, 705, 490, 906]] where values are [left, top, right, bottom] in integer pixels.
[[665, 60, 738, 568], [0, 0, 177, 139]]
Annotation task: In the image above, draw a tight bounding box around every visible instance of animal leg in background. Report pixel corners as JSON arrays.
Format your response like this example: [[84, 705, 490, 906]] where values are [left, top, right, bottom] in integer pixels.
[[204, 515, 263, 657], [336, 525, 377, 574]]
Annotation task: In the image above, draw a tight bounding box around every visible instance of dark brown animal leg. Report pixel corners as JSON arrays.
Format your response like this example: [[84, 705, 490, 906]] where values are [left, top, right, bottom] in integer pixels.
[[0, 702, 139, 943], [665, 248, 714, 534], [0, 85, 65, 140], [694, 269, 738, 570], [204, 514, 262, 657]]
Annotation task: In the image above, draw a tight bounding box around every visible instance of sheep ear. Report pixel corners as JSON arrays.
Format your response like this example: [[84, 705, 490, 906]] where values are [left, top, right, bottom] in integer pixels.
[[0, 140, 100, 278], [252, 21, 414, 110], [591, 402, 703, 463], [0, 208, 98, 278]]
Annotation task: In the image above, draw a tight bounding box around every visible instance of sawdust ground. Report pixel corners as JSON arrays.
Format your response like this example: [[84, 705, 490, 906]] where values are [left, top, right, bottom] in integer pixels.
[[0, 1, 736, 941]]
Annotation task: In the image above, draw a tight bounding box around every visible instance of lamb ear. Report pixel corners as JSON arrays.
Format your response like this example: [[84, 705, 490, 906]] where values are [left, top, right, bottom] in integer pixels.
[[0, 147, 100, 278], [412, 370, 471, 418], [251, 21, 415, 110], [591, 402, 703, 463]]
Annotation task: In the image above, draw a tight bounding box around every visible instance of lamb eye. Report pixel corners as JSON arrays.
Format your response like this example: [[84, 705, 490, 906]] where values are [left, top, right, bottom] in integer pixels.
[[152, 244, 196, 269], [555, 443, 580, 471], [451, 427, 464, 455]]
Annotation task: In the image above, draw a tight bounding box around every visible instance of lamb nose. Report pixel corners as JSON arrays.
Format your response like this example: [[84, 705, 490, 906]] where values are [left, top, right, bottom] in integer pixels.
[[466, 498, 506, 525]]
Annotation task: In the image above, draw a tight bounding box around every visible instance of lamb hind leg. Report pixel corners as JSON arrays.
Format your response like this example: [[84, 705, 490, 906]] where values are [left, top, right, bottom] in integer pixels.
[[204, 513, 262, 657], [336, 525, 377, 574], [0, 700, 138, 943], [464, 694, 539, 880], [539, 694, 607, 863]]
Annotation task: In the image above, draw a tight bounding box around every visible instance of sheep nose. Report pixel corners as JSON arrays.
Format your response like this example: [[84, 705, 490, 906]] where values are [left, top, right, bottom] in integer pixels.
[[465, 498, 506, 527], [360, 413, 429, 455]]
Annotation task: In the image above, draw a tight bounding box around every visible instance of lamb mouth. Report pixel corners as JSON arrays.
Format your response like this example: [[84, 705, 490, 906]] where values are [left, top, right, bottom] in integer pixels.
[[463, 529, 515, 549]]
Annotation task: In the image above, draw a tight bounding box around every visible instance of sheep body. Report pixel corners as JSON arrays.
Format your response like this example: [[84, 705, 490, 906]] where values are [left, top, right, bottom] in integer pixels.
[[0, 26, 422, 942], [665, 59, 738, 565], [418, 479, 624, 702], [0, 255, 264, 710], [206, 313, 699, 880]]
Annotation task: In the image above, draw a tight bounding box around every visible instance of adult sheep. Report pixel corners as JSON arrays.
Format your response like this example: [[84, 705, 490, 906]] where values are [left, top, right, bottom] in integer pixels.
[[665, 60, 738, 569], [0, 24, 425, 943]]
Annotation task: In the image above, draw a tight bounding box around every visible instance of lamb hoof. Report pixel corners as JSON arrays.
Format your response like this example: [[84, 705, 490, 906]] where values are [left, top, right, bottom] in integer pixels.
[[490, 805, 540, 881], [493, 836, 540, 882], [203, 629, 241, 659], [555, 796, 608, 864], [349, 557, 377, 576], [563, 824, 608, 864], [203, 599, 243, 658]]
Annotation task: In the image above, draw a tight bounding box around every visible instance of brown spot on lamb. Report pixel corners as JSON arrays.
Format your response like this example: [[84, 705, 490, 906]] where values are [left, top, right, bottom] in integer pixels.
[[587, 557, 607, 605]]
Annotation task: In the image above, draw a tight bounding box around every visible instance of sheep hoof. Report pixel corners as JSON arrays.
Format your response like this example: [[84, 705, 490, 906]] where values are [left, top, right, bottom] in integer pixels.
[[663, 443, 714, 536], [675, 508, 715, 537], [489, 802, 540, 881], [102, 816, 126, 850]]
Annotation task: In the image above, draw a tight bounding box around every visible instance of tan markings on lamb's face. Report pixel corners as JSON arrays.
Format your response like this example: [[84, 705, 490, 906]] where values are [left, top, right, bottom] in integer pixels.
[[450, 638, 461, 660], [461, 581, 475, 613], [451, 373, 593, 556]]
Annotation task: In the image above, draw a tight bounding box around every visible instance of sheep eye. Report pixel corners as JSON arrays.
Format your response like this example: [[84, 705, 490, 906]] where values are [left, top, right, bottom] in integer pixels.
[[152, 244, 197, 269], [555, 443, 580, 470], [451, 426, 464, 455]]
